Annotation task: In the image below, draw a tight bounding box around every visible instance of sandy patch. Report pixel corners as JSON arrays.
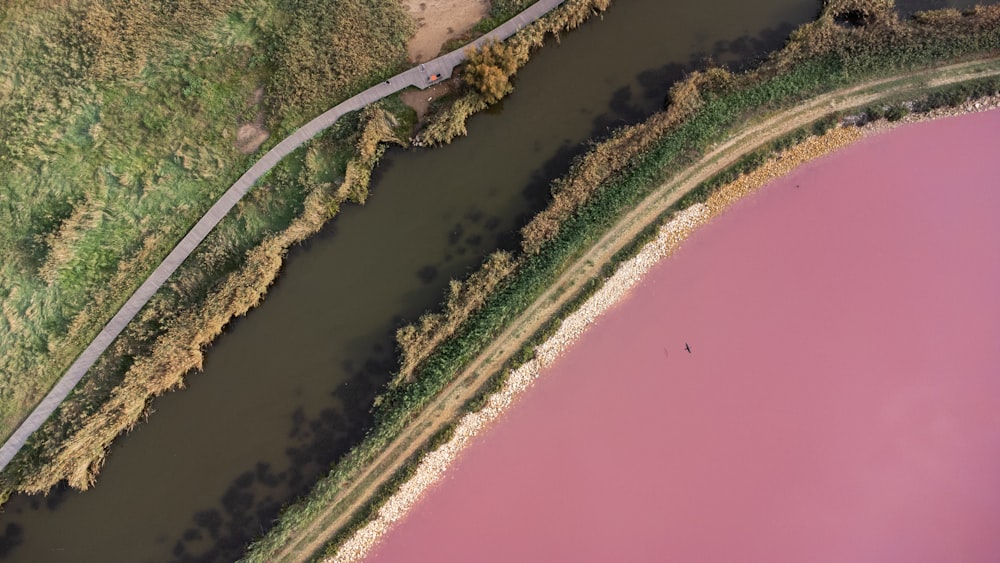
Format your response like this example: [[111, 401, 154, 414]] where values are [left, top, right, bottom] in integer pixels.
[[235, 123, 270, 154], [399, 80, 461, 121], [235, 87, 270, 154], [403, 0, 489, 63]]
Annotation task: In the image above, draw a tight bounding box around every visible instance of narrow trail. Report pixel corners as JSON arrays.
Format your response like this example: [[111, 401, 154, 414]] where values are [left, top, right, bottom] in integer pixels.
[[273, 57, 1000, 563], [0, 0, 568, 472]]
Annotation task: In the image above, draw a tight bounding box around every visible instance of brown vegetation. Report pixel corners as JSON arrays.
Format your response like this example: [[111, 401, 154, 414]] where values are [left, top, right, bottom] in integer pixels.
[[519, 68, 733, 254], [413, 91, 491, 144], [16, 103, 409, 493], [396, 0, 624, 382], [79, 0, 238, 79], [264, 0, 414, 125], [338, 106, 406, 204], [393, 251, 515, 386], [463, 39, 527, 102]]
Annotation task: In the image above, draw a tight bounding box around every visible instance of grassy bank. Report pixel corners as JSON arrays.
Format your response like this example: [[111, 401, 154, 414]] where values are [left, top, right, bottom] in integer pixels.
[[0, 0, 415, 493], [241, 1, 1000, 560]]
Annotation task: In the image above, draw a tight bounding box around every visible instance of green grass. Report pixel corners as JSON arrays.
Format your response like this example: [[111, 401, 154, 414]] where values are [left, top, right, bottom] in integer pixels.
[[473, 0, 536, 34], [0, 0, 413, 490]]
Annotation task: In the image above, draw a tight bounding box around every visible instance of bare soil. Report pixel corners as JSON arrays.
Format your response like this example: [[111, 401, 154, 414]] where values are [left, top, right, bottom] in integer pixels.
[[403, 0, 489, 63], [272, 59, 1000, 563], [235, 87, 270, 154], [399, 80, 461, 121]]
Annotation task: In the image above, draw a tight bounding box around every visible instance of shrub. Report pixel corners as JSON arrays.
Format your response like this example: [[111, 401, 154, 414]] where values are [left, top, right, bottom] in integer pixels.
[[866, 104, 886, 120], [812, 112, 842, 135], [885, 103, 909, 121]]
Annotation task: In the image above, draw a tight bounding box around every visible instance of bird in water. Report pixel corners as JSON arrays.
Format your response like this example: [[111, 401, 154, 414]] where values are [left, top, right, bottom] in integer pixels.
[[685, 343, 691, 353]]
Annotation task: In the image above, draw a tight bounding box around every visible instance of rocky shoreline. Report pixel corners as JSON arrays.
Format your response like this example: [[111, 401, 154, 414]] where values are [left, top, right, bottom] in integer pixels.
[[326, 97, 1000, 563]]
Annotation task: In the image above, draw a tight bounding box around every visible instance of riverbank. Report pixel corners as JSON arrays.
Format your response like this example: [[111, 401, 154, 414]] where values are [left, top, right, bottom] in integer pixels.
[[0, 0, 612, 499], [0, 0, 414, 494], [360, 104, 1000, 562], [246, 1, 1000, 558]]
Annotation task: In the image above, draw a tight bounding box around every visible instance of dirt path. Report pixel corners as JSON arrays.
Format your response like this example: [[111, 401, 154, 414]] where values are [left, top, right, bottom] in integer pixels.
[[266, 57, 1000, 563], [400, 80, 458, 121]]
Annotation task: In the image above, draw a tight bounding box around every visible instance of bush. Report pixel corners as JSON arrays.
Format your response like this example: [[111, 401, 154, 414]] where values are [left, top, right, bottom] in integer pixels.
[[866, 104, 886, 120], [885, 103, 909, 121], [812, 112, 842, 135]]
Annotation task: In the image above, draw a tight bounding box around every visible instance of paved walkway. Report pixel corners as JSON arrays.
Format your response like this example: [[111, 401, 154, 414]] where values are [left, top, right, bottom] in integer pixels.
[[0, 0, 566, 473]]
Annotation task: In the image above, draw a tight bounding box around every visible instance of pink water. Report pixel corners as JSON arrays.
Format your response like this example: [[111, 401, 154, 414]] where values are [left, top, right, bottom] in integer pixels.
[[367, 110, 1000, 562]]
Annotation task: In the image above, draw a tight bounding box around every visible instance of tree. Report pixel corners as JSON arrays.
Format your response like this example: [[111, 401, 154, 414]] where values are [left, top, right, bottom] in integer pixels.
[[463, 39, 526, 103]]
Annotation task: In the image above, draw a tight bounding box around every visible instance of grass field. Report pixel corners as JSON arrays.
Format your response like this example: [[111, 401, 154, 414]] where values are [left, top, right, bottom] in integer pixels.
[[0, 0, 414, 493]]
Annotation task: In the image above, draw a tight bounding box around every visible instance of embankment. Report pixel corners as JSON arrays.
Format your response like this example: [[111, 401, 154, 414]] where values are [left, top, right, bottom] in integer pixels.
[[243, 1, 1000, 560], [361, 104, 1000, 562]]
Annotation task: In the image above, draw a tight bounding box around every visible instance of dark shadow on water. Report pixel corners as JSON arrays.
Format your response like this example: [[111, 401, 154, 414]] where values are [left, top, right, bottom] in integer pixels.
[[42, 483, 72, 512], [489, 139, 592, 254], [464, 208, 484, 224], [274, 142, 404, 260], [484, 216, 501, 232], [165, 338, 391, 563], [447, 223, 464, 245], [584, 22, 800, 150], [417, 264, 438, 284], [0, 524, 24, 559]]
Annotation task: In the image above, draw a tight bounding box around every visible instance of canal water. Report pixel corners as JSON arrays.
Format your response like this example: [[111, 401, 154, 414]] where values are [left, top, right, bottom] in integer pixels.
[[0, 0, 979, 561]]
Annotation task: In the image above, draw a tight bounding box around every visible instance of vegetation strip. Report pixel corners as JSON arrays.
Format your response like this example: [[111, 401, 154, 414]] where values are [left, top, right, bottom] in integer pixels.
[[0, 0, 570, 474], [241, 3, 1000, 560]]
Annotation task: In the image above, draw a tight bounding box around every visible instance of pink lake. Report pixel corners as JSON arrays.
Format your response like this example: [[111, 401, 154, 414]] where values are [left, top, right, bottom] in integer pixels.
[[367, 110, 1000, 562]]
